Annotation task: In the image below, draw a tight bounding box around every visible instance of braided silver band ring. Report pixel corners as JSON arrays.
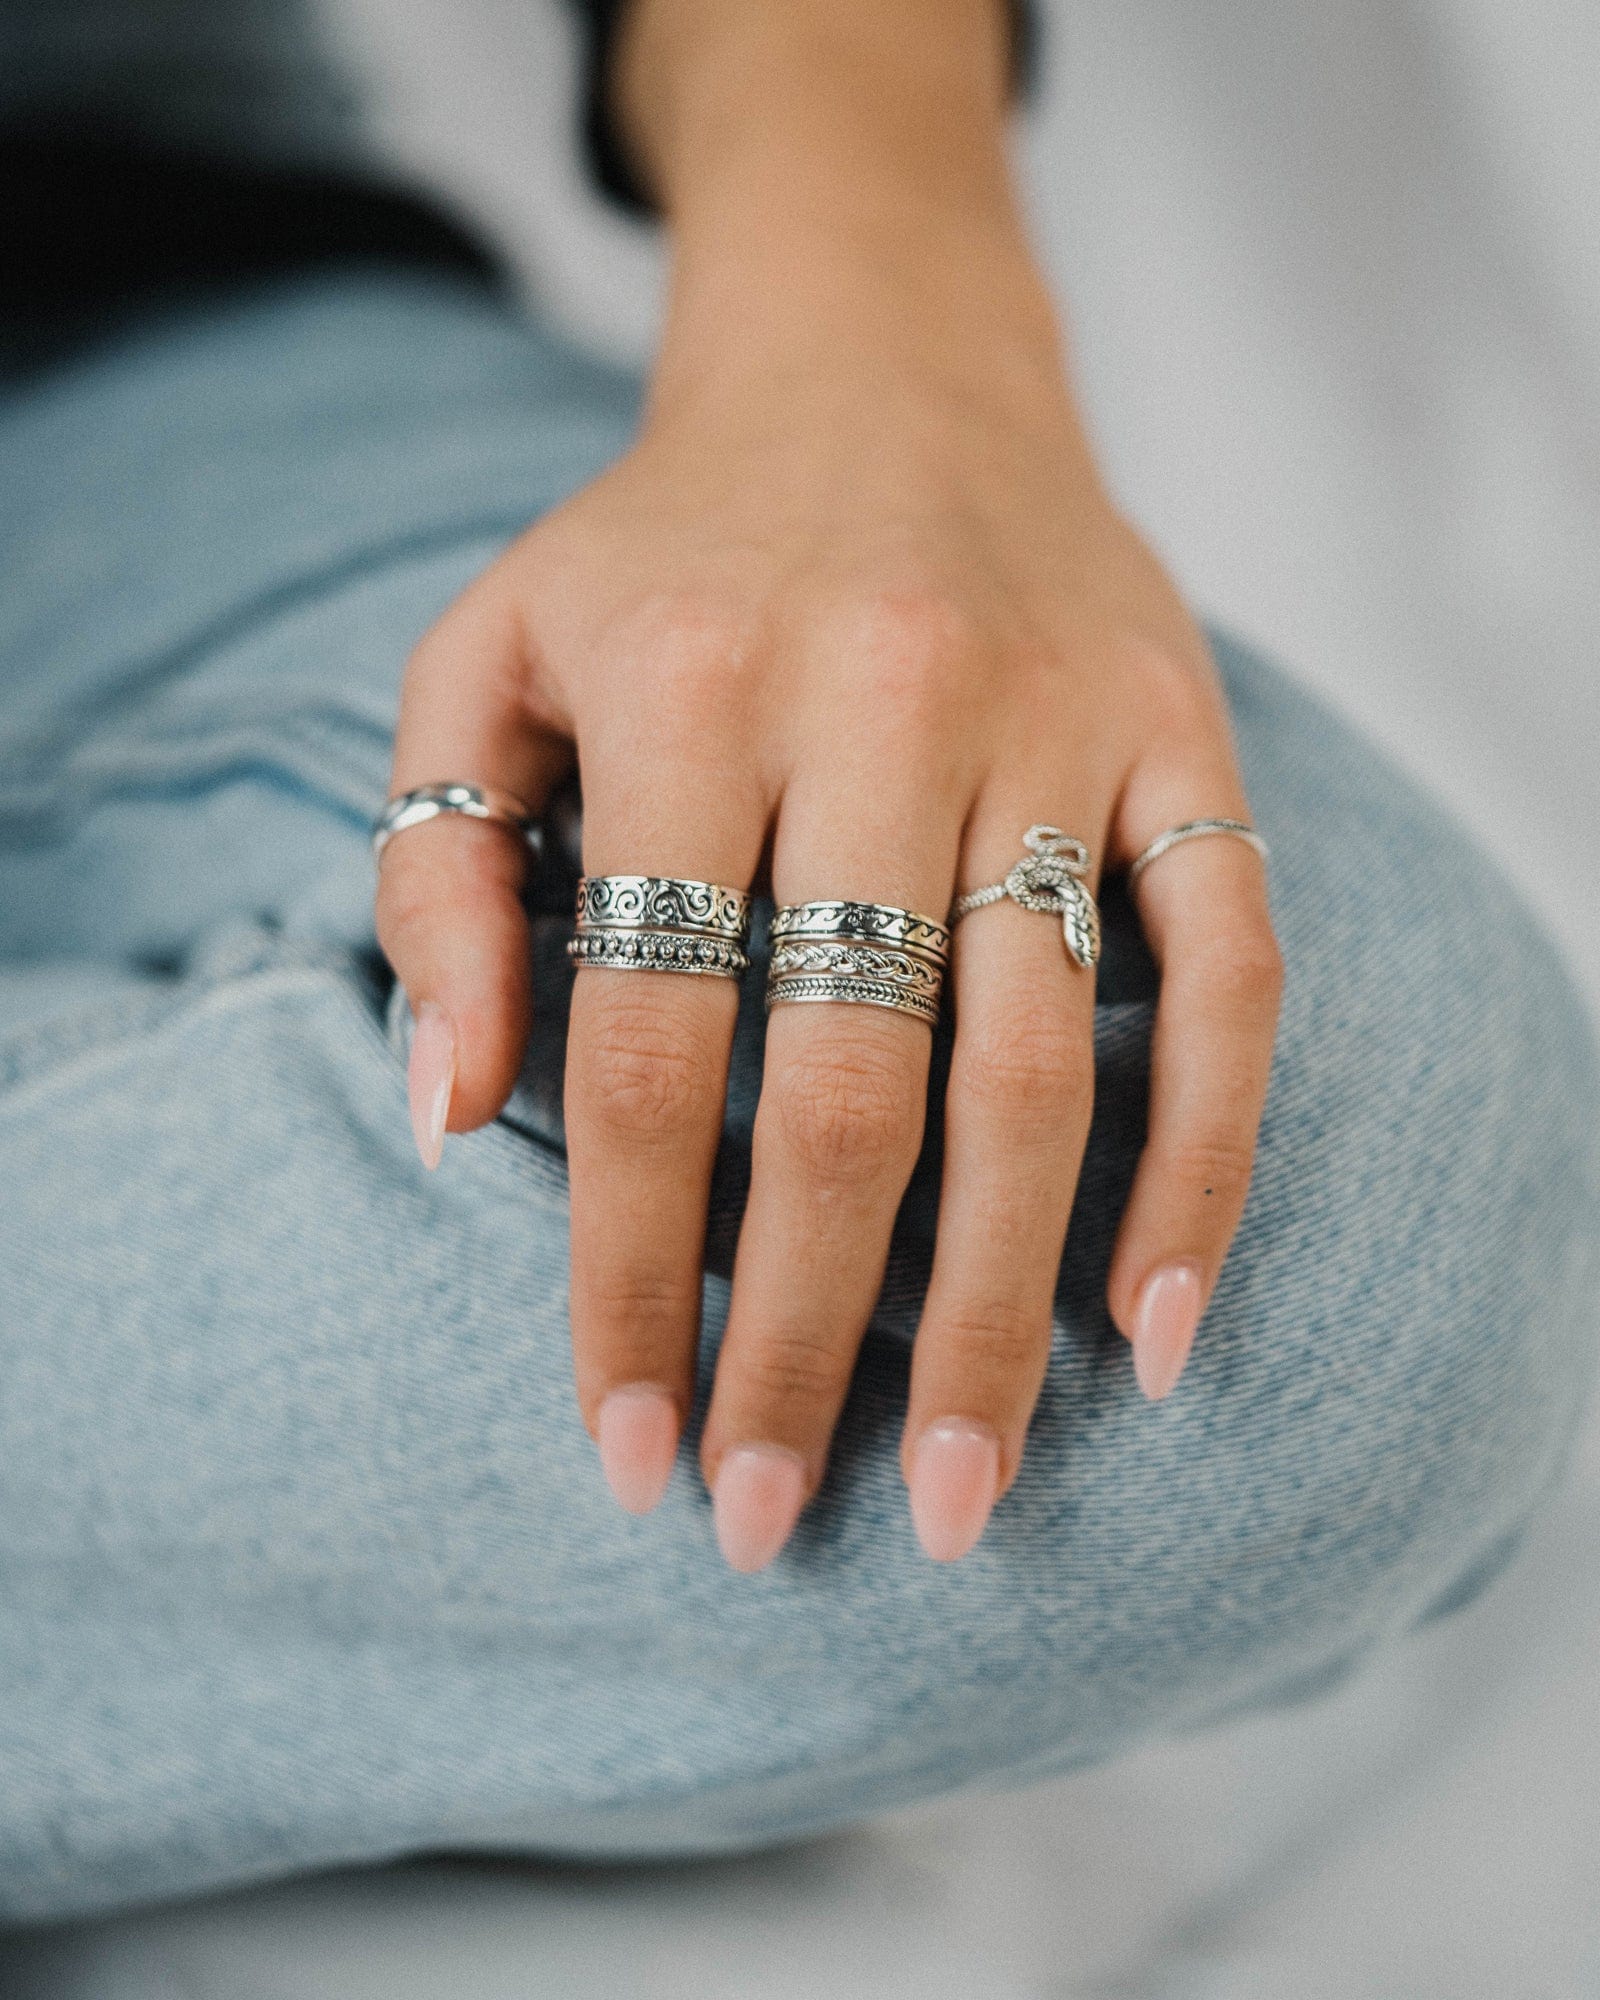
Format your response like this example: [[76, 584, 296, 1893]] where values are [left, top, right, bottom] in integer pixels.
[[569, 873, 754, 982], [1127, 818, 1268, 886], [768, 939, 946, 997], [766, 900, 950, 1024], [950, 825, 1102, 970], [371, 783, 542, 865]]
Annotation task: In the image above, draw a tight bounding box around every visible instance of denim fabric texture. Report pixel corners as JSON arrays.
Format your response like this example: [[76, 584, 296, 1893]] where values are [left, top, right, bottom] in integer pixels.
[[1, 270, 1597, 1923]]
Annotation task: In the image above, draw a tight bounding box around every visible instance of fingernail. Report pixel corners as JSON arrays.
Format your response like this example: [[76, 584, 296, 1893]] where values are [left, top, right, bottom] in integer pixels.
[[1132, 1262, 1205, 1401], [712, 1445, 807, 1573], [597, 1385, 680, 1515], [909, 1419, 1001, 1563], [408, 1002, 456, 1171]]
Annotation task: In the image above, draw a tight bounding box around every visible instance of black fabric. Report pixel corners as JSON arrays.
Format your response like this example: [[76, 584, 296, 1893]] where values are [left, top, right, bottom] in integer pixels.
[[2, 135, 504, 318], [569, 0, 1041, 217]]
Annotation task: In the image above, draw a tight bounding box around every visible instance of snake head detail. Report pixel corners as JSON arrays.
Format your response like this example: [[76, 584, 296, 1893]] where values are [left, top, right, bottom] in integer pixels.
[[1003, 855, 1101, 969]]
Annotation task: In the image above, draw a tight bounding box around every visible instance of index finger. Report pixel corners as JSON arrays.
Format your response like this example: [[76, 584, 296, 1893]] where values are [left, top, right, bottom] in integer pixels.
[[376, 581, 570, 1156]]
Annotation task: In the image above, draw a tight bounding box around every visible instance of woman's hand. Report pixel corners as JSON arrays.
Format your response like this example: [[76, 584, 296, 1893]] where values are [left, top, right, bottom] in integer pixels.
[[375, 0, 1281, 1569]]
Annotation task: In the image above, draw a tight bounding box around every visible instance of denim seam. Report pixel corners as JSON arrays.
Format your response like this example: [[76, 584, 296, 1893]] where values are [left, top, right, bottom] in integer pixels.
[[0, 950, 574, 1212]]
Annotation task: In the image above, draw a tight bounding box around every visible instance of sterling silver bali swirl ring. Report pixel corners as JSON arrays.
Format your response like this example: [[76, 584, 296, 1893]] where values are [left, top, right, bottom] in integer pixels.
[[568, 874, 755, 980]]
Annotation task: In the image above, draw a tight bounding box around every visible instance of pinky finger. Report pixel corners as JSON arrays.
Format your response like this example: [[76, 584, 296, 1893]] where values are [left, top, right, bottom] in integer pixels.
[[1106, 787, 1282, 1399]]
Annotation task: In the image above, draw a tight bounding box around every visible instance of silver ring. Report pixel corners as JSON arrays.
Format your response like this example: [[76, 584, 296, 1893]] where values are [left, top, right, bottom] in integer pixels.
[[567, 930, 750, 978], [766, 900, 949, 1024], [768, 900, 951, 962], [575, 875, 752, 941], [372, 783, 542, 864], [1127, 818, 1268, 887], [768, 939, 946, 998], [950, 825, 1101, 970], [765, 973, 941, 1026], [570, 873, 753, 981]]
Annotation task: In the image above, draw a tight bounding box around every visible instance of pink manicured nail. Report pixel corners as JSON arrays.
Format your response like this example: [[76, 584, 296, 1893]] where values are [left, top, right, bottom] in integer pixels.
[[597, 1385, 680, 1515], [909, 1420, 1001, 1562], [407, 1002, 456, 1171], [1131, 1262, 1205, 1400], [712, 1445, 807, 1573]]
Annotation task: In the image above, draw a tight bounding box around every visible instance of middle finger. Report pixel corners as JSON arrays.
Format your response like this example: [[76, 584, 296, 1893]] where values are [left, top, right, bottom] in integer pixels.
[[698, 773, 963, 1570]]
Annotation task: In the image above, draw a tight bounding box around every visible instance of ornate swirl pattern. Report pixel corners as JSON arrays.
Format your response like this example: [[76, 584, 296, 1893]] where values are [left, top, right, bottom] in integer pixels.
[[768, 900, 951, 962], [764, 973, 941, 1025], [567, 930, 749, 978], [575, 875, 752, 941]]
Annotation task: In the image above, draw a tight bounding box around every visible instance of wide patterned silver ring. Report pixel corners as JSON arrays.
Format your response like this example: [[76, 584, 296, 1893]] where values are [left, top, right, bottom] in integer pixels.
[[766, 900, 950, 1024], [569, 874, 754, 980], [371, 783, 542, 865], [950, 825, 1102, 970]]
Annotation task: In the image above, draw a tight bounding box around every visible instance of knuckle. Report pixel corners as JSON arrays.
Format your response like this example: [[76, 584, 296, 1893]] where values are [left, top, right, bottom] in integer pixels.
[[607, 587, 759, 709], [957, 1007, 1091, 1129], [1153, 1130, 1260, 1198], [580, 997, 717, 1141], [373, 876, 431, 962], [580, 1267, 693, 1347], [933, 1298, 1052, 1380], [841, 584, 977, 672], [1135, 652, 1217, 740], [829, 588, 984, 748], [770, 1038, 920, 1183], [741, 1327, 849, 1409], [1192, 932, 1285, 1012]]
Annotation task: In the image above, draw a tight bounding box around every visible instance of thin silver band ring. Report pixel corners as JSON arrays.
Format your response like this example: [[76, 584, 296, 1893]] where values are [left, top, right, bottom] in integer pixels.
[[372, 783, 542, 864], [1127, 818, 1268, 887]]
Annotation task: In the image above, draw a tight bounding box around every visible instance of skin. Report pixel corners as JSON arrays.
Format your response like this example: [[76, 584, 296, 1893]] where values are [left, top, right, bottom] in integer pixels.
[[375, 0, 1283, 1568]]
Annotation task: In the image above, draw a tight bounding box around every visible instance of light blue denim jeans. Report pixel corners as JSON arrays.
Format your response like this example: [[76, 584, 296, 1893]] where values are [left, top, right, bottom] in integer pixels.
[[1, 268, 1597, 1925]]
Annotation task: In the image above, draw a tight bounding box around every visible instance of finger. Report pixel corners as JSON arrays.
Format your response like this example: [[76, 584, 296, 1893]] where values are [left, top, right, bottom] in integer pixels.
[[902, 793, 1104, 1560], [698, 778, 962, 1572], [562, 742, 769, 1519], [376, 581, 570, 1161], [1105, 752, 1281, 1401]]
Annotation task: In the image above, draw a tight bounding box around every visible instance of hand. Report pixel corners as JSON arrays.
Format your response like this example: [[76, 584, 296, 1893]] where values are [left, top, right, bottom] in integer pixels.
[[374, 0, 1282, 1570]]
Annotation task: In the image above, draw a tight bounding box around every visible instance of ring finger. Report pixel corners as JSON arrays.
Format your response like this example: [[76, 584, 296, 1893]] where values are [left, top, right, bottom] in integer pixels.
[[902, 788, 1106, 1559]]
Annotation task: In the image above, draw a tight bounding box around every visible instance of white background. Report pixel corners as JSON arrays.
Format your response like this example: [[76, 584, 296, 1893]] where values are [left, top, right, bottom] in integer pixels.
[[6, 1, 1596, 1990]]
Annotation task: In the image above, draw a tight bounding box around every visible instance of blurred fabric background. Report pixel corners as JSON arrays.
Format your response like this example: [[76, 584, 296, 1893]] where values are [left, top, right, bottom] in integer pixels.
[[3, 0, 1596, 1990]]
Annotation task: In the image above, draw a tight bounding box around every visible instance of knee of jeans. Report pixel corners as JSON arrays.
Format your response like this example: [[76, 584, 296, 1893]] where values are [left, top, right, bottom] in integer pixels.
[[860, 850, 1600, 1729]]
